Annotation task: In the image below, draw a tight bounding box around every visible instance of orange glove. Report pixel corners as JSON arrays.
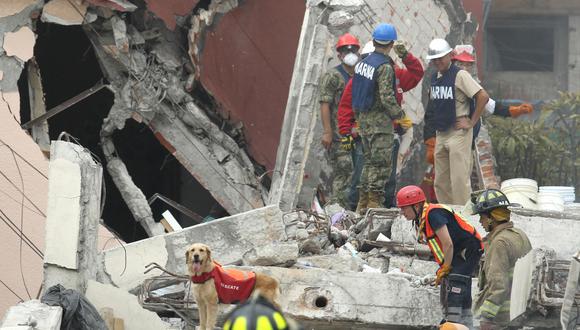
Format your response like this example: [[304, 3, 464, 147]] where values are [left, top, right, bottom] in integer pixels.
[[508, 103, 533, 117], [425, 137, 436, 165], [435, 264, 452, 285]]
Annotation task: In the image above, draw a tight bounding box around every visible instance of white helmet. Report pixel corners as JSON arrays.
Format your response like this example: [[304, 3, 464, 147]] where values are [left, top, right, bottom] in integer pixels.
[[426, 38, 452, 60], [361, 40, 375, 55]]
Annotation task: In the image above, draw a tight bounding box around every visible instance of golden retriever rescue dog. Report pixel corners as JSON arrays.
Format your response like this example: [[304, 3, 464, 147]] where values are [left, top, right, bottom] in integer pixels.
[[186, 243, 280, 330]]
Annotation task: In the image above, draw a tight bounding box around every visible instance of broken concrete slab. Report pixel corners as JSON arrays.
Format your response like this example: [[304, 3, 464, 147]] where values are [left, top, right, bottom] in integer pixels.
[[43, 141, 103, 293], [296, 254, 364, 272], [251, 266, 441, 329], [26, 59, 50, 154], [99, 205, 287, 290], [87, 0, 137, 12], [85, 280, 169, 330], [242, 241, 299, 267], [41, 0, 97, 26], [0, 300, 62, 330]]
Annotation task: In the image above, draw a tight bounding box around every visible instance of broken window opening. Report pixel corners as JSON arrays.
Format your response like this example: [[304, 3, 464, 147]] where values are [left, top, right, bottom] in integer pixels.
[[486, 17, 558, 72]]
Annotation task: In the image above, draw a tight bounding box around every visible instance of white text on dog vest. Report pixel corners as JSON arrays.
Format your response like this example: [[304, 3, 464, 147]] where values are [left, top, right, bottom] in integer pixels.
[[220, 283, 240, 291]]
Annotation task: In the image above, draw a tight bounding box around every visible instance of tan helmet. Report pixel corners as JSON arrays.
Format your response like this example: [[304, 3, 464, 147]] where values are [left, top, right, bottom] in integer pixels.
[[426, 38, 452, 60]]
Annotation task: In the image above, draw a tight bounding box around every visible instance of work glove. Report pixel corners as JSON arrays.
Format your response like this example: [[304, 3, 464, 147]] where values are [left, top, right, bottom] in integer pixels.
[[394, 41, 408, 59], [508, 103, 533, 117], [340, 135, 354, 151], [394, 116, 412, 129], [425, 137, 436, 165], [394, 123, 406, 136], [435, 264, 452, 285]]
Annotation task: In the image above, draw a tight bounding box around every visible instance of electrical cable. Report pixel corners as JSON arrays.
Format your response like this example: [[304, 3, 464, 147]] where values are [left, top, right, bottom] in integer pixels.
[[10, 151, 32, 300], [0, 141, 48, 180], [0, 211, 43, 258], [0, 169, 46, 217], [0, 279, 24, 302]]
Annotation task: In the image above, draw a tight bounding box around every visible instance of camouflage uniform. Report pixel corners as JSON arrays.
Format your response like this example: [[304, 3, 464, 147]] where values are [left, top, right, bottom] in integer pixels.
[[319, 68, 352, 207], [356, 63, 404, 198]]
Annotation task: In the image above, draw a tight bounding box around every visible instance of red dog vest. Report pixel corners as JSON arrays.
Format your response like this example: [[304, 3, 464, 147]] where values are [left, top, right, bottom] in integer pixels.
[[191, 262, 256, 304]]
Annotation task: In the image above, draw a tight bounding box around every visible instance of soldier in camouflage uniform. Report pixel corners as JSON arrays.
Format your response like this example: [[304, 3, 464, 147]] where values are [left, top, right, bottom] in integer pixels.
[[319, 33, 361, 208], [351, 23, 410, 213]]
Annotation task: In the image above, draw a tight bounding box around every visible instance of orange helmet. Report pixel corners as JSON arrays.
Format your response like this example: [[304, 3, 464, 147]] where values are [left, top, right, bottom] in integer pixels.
[[439, 322, 469, 330], [336, 33, 360, 51], [396, 185, 426, 207], [452, 51, 475, 63]]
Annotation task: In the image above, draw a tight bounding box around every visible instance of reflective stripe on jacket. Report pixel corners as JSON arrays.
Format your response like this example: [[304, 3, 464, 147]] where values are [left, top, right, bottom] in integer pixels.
[[420, 203, 484, 265]]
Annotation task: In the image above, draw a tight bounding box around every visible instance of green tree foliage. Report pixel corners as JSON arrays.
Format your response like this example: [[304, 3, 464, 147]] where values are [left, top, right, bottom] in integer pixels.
[[486, 92, 579, 194]]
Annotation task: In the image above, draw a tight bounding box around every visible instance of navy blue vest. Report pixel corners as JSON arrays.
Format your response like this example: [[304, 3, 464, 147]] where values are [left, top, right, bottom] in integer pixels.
[[335, 64, 350, 83], [430, 64, 460, 131], [352, 52, 392, 112]]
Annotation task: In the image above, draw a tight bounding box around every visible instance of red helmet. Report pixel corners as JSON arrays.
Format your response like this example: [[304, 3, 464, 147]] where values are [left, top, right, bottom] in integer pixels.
[[452, 51, 475, 63], [336, 33, 360, 51], [396, 185, 426, 207]]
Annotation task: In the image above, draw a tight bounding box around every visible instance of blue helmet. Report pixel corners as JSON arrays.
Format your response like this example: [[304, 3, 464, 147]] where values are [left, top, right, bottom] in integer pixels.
[[372, 23, 397, 44]]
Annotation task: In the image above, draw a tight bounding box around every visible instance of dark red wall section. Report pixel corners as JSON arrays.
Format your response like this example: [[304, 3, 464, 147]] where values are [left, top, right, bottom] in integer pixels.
[[199, 0, 305, 171], [462, 0, 485, 78]]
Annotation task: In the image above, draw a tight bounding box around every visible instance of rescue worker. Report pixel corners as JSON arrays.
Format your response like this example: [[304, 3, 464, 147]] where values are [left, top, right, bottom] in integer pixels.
[[426, 38, 489, 205], [422, 46, 533, 203], [319, 33, 361, 208], [472, 189, 532, 330], [397, 185, 483, 328], [338, 40, 424, 209], [351, 23, 411, 214], [223, 293, 303, 330]]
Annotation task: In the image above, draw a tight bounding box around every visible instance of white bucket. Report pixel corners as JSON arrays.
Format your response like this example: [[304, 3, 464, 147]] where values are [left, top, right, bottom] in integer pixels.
[[539, 186, 576, 204], [537, 192, 565, 212], [500, 178, 538, 209]]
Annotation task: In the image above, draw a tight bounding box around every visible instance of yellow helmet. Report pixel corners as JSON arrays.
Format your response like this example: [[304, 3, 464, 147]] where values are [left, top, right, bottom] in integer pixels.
[[223, 294, 300, 330], [439, 322, 469, 330]]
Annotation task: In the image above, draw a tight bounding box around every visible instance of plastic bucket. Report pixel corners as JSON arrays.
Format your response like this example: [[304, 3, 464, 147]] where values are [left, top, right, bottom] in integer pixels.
[[537, 192, 565, 212], [500, 178, 538, 209], [539, 186, 575, 204]]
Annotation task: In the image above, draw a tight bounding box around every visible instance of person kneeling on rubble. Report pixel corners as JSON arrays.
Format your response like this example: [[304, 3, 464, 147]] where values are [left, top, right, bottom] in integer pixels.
[[472, 189, 532, 330], [396, 185, 483, 328]]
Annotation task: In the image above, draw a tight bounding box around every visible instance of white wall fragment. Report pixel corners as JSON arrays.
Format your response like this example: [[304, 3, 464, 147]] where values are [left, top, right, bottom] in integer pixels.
[[3, 26, 35, 62], [44, 158, 82, 270]]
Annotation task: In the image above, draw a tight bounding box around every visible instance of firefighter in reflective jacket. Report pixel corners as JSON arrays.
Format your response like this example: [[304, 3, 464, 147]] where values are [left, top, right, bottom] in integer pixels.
[[472, 189, 532, 330], [397, 185, 483, 328]]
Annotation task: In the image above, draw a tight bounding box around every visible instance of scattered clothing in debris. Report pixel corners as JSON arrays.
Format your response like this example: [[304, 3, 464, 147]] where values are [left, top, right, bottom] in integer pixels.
[[41, 284, 108, 330]]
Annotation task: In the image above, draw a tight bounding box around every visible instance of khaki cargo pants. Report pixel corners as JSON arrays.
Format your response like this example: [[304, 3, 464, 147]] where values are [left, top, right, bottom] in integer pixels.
[[434, 127, 473, 205]]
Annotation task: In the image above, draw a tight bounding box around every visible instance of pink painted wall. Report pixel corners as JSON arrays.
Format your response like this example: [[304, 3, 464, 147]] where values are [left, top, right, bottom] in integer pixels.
[[0, 94, 48, 314]]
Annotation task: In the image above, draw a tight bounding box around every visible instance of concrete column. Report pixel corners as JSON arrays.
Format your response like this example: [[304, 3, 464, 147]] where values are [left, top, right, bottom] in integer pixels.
[[43, 141, 103, 293], [569, 16, 580, 92]]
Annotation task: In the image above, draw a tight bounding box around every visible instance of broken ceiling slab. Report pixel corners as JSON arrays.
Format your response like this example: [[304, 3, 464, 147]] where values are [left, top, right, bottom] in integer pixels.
[[41, 0, 96, 26], [45, 157, 82, 270], [146, 0, 200, 30], [251, 266, 441, 328], [99, 205, 286, 290], [85, 280, 169, 330], [0, 300, 62, 329], [86, 0, 137, 12], [43, 141, 103, 292], [0, 0, 37, 18], [2, 26, 35, 62]]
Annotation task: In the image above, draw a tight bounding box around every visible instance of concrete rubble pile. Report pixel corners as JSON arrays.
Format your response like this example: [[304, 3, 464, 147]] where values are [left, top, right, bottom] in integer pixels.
[[2, 0, 580, 330]]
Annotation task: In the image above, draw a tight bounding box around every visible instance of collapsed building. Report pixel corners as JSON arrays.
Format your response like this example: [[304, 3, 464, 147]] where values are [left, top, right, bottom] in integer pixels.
[[0, 0, 579, 329]]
